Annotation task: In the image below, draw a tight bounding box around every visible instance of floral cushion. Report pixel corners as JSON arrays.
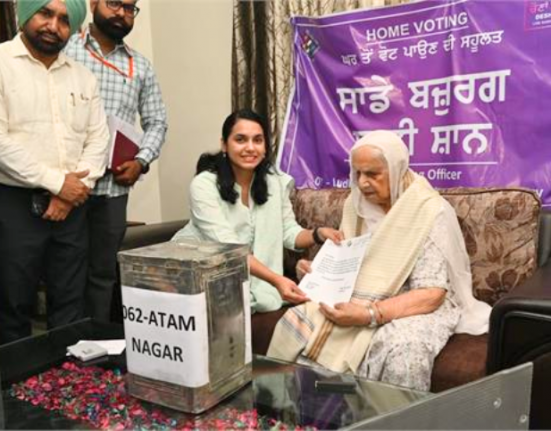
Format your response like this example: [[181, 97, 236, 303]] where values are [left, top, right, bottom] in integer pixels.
[[288, 187, 541, 305]]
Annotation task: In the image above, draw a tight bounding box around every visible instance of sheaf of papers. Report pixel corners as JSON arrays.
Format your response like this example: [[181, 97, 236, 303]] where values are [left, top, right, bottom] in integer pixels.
[[299, 234, 370, 307]]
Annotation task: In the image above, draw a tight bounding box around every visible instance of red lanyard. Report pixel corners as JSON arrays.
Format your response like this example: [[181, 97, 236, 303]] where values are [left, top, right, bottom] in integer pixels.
[[81, 32, 134, 80]]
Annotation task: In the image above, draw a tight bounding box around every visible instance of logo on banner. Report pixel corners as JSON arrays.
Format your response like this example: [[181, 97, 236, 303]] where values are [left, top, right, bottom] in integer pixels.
[[525, 0, 551, 30], [300, 31, 320, 59]]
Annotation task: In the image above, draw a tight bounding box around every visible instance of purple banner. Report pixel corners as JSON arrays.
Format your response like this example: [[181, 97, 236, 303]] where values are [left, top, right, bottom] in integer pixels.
[[278, 0, 551, 206]]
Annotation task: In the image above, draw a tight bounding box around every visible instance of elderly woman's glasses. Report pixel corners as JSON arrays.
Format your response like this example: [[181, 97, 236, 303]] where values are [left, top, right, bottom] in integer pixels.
[[105, 0, 140, 17]]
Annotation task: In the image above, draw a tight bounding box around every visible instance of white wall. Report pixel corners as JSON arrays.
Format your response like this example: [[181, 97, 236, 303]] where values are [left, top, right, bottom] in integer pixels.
[[115, 0, 233, 223], [150, 0, 233, 222], [124, 0, 163, 224]]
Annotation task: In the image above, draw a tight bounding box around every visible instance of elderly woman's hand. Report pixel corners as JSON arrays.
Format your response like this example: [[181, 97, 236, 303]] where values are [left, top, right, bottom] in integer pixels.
[[319, 302, 369, 326], [318, 227, 344, 245], [274, 276, 309, 304], [296, 259, 312, 281]]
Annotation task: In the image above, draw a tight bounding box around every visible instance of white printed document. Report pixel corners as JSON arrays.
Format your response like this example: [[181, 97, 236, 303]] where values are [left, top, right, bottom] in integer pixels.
[[299, 234, 370, 307]]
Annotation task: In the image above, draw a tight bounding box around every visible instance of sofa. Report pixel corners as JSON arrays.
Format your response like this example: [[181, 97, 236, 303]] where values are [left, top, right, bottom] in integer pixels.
[[121, 186, 551, 429]]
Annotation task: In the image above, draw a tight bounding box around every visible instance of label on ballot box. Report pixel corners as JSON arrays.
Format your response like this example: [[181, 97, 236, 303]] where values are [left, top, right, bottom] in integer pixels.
[[122, 286, 209, 387]]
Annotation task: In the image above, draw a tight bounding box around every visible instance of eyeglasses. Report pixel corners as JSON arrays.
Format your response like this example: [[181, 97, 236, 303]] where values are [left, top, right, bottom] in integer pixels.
[[105, 1, 140, 17]]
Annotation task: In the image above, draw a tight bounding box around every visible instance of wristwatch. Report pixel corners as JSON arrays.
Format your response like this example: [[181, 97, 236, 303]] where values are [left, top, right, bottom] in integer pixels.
[[312, 227, 325, 245], [135, 157, 150, 174]]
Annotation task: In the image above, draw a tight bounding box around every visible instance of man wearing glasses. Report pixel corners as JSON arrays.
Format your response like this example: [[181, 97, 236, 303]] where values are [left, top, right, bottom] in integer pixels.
[[65, 0, 168, 322]]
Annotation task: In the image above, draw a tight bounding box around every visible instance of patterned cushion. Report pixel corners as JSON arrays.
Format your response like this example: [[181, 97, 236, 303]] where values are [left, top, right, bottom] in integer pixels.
[[288, 187, 540, 306]]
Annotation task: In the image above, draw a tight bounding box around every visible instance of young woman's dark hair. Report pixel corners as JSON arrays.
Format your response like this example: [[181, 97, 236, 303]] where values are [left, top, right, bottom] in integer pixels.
[[196, 109, 274, 205]]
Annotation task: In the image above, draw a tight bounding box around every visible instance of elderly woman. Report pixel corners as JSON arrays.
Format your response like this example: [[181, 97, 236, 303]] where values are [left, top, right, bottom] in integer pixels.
[[268, 131, 490, 391]]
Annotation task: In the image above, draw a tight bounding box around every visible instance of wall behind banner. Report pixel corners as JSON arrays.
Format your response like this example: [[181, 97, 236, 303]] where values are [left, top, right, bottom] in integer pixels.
[[117, 0, 233, 223]]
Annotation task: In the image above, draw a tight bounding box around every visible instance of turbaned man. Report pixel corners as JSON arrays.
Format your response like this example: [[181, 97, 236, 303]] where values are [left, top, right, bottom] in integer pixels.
[[0, 0, 110, 344]]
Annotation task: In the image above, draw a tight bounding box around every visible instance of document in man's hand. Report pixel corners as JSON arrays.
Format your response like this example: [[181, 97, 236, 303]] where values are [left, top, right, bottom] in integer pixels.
[[298, 234, 370, 307], [107, 116, 143, 170]]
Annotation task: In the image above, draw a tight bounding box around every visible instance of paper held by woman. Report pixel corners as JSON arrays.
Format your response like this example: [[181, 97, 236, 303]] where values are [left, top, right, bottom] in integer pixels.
[[298, 234, 370, 307]]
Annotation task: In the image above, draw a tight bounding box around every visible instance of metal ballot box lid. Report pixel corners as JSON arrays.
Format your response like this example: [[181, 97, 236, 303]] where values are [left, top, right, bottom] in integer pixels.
[[118, 240, 251, 414]]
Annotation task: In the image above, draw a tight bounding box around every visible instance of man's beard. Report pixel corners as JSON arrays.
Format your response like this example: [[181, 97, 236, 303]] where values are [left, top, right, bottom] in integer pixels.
[[22, 27, 67, 55], [94, 9, 133, 41]]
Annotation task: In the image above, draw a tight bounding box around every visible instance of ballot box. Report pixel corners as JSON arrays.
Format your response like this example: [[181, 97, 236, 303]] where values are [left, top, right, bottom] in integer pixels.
[[118, 240, 251, 413]]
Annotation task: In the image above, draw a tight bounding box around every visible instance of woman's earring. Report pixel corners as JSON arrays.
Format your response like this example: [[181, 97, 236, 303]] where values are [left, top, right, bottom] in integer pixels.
[[222, 152, 227, 158]]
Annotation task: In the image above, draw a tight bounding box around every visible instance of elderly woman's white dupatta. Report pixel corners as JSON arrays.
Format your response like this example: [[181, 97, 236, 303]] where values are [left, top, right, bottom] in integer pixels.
[[268, 131, 490, 374]]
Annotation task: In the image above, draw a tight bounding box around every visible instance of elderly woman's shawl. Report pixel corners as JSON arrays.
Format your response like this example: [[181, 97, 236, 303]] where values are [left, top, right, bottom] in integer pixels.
[[268, 176, 441, 373], [267, 131, 490, 375]]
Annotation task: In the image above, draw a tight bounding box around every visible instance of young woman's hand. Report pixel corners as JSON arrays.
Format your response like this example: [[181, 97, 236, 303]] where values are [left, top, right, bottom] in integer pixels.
[[296, 259, 312, 281], [318, 227, 344, 245], [274, 276, 309, 304]]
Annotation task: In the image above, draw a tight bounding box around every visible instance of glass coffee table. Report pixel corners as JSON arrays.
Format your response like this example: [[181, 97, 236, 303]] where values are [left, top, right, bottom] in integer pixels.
[[0, 319, 429, 429]]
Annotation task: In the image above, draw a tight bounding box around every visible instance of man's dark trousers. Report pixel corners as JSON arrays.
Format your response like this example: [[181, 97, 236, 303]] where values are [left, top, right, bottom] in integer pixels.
[[85, 194, 128, 322], [0, 184, 88, 344]]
